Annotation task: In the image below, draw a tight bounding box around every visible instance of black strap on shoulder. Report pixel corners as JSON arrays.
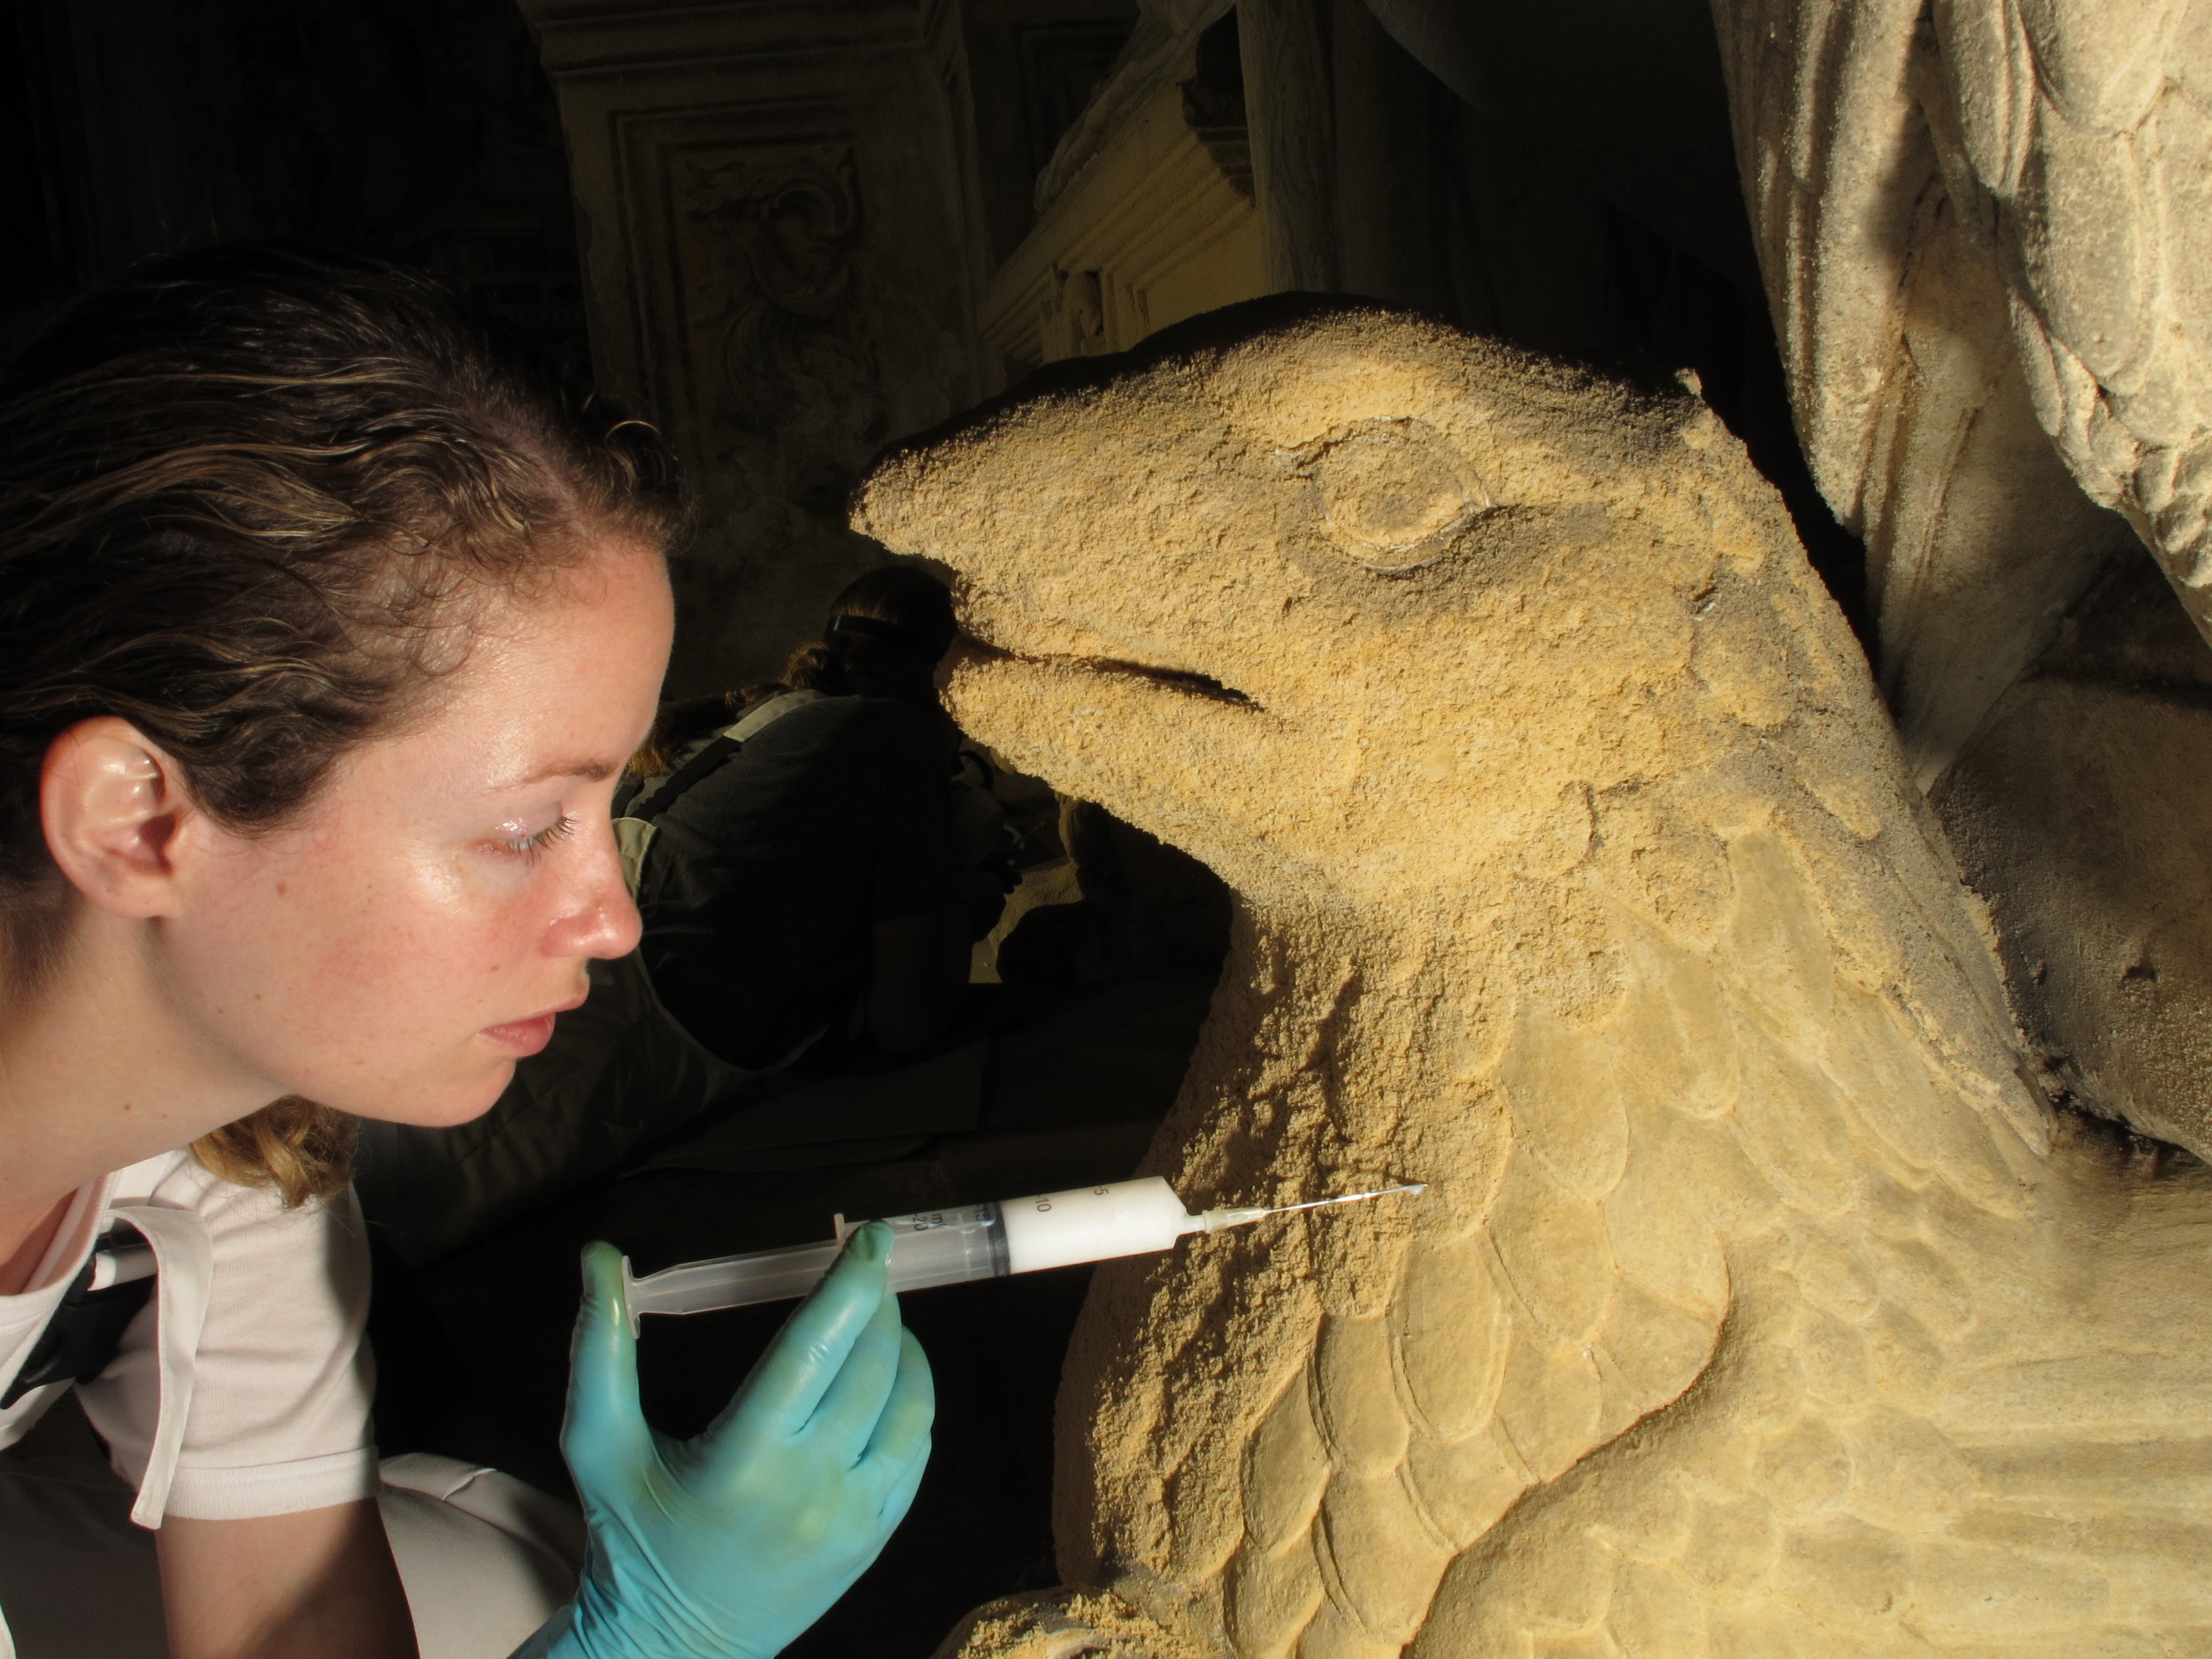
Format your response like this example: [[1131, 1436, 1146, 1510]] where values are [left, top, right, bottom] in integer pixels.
[[1, 1225, 157, 1409], [625, 734, 743, 826]]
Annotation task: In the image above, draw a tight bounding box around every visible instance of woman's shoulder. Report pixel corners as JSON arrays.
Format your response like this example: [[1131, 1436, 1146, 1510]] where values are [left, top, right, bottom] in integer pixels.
[[106, 1147, 205, 1203], [106, 1148, 329, 1230]]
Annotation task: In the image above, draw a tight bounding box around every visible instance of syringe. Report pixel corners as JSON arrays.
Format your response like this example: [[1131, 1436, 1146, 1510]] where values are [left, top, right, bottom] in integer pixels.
[[621, 1177, 1425, 1334]]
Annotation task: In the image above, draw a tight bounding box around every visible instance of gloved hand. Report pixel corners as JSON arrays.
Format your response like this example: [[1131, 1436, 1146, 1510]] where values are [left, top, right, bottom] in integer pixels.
[[512, 1221, 934, 1659]]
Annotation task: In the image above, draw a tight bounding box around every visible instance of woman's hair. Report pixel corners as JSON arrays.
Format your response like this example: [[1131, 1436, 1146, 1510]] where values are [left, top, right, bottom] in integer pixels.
[[633, 564, 956, 775], [0, 242, 687, 1204]]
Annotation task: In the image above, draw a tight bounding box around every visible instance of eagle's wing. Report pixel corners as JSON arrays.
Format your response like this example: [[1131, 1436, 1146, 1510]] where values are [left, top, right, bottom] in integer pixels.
[[1400, 828, 2212, 1657], [1933, 0, 2212, 626], [1704, 0, 2145, 779]]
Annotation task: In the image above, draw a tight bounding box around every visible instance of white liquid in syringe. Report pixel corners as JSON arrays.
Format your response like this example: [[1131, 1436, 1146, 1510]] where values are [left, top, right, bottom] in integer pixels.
[[621, 1177, 1424, 1333]]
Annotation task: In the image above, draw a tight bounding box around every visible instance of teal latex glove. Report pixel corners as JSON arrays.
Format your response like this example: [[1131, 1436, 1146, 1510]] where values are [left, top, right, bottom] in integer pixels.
[[512, 1221, 934, 1659]]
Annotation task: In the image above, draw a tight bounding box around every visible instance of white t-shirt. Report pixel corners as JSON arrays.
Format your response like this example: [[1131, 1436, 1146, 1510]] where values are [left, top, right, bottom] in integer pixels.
[[0, 1150, 378, 1523]]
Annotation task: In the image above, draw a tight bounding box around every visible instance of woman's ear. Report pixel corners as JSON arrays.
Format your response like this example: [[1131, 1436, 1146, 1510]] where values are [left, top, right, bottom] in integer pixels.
[[40, 718, 196, 918]]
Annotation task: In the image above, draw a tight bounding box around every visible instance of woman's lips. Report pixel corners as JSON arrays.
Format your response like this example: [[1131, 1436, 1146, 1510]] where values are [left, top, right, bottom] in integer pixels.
[[481, 1011, 559, 1056]]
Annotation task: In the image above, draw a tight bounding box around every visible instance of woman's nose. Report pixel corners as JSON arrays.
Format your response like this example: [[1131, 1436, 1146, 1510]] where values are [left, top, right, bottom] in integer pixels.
[[546, 889, 643, 961], [543, 826, 644, 960]]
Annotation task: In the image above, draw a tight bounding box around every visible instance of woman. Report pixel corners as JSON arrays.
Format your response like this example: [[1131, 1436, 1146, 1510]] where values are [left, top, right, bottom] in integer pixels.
[[623, 566, 1011, 1073], [0, 244, 931, 1658], [349, 569, 1018, 1270]]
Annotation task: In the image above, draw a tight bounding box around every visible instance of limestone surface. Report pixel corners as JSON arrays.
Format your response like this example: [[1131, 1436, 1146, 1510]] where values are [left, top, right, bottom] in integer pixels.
[[856, 305, 2212, 1656]]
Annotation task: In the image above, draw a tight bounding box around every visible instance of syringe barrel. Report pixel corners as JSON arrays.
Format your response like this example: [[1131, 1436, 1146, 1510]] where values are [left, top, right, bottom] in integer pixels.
[[867, 1178, 1198, 1283], [626, 1237, 843, 1328], [625, 1204, 1013, 1327], [998, 1178, 1198, 1272], [625, 1177, 1202, 1325], [877, 1202, 1010, 1293]]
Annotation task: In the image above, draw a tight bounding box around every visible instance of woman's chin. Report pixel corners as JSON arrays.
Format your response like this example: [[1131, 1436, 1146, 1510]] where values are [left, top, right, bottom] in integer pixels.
[[337, 1062, 517, 1131]]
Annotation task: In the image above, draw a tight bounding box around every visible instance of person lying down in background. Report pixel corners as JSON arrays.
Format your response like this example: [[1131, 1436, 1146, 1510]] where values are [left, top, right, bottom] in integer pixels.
[[0, 242, 932, 1659], [621, 563, 1021, 1073]]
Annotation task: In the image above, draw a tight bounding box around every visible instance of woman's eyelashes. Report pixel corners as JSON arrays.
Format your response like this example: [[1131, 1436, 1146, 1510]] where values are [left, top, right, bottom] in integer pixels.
[[495, 813, 580, 862]]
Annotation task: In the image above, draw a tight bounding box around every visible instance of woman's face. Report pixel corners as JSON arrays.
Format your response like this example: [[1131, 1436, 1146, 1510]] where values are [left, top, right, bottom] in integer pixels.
[[156, 538, 675, 1127]]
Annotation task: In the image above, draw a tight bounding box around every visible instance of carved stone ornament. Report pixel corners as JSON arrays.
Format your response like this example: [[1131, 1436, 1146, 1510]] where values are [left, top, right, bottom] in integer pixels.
[[513, 0, 983, 687], [982, 74, 1266, 367], [681, 144, 877, 472], [858, 303, 2212, 1657]]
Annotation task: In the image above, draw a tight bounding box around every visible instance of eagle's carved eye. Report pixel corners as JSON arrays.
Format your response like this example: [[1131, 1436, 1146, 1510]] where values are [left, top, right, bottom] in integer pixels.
[[1279, 417, 1492, 572]]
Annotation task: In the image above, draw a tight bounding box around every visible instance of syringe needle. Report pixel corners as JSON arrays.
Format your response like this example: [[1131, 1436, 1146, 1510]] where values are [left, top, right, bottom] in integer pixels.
[[1199, 1183, 1427, 1233], [1267, 1183, 1428, 1217]]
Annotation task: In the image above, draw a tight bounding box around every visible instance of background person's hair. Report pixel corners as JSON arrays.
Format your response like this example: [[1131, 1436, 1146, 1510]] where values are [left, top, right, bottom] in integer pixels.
[[779, 564, 956, 699], [633, 564, 956, 775], [0, 242, 688, 1204]]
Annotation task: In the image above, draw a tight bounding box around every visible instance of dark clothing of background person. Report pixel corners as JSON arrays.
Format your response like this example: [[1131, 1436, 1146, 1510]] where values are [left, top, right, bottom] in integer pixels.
[[633, 694, 957, 1070]]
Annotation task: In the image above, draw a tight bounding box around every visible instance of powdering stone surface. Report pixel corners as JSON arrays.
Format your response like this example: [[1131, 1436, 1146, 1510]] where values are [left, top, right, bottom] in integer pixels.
[[856, 304, 2212, 1656]]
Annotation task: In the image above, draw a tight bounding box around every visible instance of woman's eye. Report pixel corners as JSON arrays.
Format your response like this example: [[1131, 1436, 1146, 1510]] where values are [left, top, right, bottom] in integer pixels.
[[499, 814, 579, 861]]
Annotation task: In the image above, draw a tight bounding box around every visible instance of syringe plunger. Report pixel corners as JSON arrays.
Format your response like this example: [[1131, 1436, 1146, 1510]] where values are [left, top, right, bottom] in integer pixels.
[[621, 1177, 1424, 1332]]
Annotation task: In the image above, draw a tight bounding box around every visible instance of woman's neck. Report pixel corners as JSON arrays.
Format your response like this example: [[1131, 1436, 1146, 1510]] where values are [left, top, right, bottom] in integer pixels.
[[0, 916, 270, 1284], [0, 1195, 73, 1296]]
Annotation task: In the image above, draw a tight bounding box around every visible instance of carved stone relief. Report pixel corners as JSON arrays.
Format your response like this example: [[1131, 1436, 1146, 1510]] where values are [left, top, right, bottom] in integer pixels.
[[682, 145, 875, 465], [518, 0, 985, 689], [674, 141, 887, 602]]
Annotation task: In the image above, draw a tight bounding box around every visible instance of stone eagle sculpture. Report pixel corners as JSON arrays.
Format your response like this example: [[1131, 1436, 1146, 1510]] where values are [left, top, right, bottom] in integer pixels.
[[853, 303, 2212, 1656]]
